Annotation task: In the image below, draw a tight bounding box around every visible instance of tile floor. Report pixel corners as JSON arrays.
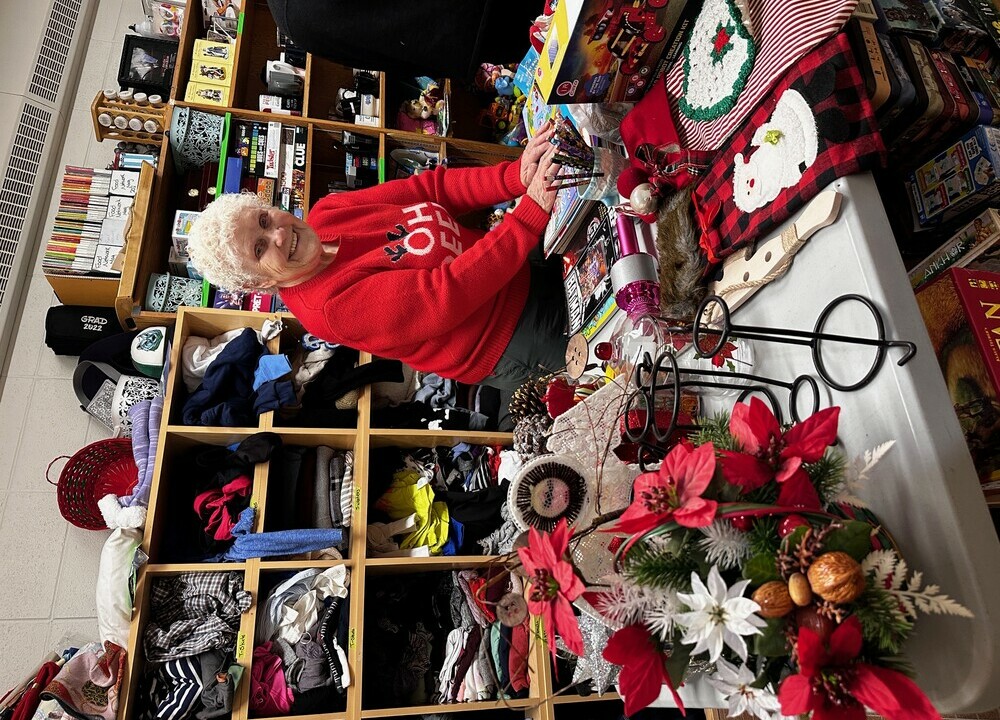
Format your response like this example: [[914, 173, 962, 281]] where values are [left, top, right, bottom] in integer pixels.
[[0, 0, 137, 686]]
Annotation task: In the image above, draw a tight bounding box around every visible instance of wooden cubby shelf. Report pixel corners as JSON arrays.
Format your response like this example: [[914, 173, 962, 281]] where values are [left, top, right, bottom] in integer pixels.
[[121, 306, 604, 720]]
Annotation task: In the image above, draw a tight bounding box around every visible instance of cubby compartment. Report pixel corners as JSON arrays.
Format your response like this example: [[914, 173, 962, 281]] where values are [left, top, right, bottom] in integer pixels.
[[165, 308, 278, 428], [145, 431, 272, 564], [231, 0, 289, 113], [361, 569, 532, 712], [384, 133, 445, 181], [445, 80, 518, 145], [305, 57, 382, 126], [307, 126, 381, 206], [365, 438, 514, 560], [269, 317, 361, 430], [384, 73, 446, 136], [260, 436, 359, 559], [123, 568, 250, 720], [250, 568, 352, 718], [367, 358, 505, 431]]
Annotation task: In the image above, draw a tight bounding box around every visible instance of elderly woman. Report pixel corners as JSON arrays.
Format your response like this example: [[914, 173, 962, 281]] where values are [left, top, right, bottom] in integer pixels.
[[186, 126, 566, 392]]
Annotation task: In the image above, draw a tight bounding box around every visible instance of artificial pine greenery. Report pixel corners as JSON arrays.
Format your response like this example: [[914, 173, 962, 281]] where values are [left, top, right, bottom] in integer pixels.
[[748, 517, 780, 557], [624, 539, 701, 592], [691, 412, 741, 452], [806, 451, 846, 505], [853, 584, 913, 655]]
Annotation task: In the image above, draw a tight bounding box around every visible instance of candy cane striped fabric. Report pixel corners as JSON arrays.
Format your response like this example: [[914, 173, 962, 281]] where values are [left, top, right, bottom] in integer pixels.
[[666, 0, 859, 150]]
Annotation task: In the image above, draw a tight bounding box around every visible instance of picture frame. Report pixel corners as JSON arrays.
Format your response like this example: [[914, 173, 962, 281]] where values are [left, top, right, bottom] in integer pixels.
[[117, 35, 179, 97]]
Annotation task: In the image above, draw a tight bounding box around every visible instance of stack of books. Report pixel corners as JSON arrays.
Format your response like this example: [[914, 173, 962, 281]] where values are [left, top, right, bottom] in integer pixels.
[[43, 166, 126, 276]]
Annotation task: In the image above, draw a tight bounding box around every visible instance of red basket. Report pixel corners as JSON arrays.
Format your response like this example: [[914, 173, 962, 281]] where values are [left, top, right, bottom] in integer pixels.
[[46, 438, 139, 530]]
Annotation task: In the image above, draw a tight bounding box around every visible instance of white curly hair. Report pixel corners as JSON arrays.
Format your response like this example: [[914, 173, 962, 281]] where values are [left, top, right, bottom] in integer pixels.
[[187, 192, 271, 290]]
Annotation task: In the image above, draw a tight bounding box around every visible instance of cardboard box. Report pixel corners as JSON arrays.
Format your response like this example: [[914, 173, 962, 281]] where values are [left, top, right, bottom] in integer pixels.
[[172, 209, 200, 255], [193, 38, 234, 64], [907, 125, 1000, 226], [915, 267, 1000, 498], [535, 0, 688, 104], [185, 81, 230, 107], [191, 60, 233, 87], [909, 208, 1000, 289]]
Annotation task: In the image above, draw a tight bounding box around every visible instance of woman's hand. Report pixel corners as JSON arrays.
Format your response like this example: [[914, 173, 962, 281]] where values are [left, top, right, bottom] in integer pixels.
[[519, 121, 555, 188], [526, 143, 559, 213]]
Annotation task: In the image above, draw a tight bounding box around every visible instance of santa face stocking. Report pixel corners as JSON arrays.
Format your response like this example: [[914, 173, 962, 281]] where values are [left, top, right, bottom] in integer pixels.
[[666, 0, 859, 151], [692, 32, 885, 266]]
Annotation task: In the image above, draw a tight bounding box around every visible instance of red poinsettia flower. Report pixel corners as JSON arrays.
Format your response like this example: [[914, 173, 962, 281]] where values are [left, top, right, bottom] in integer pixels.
[[517, 518, 585, 658], [603, 624, 686, 717], [778, 616, 941, 720], [720, 398, 840, 509], [612, 441, 718, 535]]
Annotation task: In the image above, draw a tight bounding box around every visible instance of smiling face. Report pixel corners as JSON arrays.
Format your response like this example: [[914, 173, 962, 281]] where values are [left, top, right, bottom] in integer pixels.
[[236, 206, 331, 288]]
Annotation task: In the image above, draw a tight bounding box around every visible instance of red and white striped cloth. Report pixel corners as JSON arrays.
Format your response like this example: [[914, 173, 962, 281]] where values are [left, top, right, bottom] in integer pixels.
[[666, 0, 859, 150]]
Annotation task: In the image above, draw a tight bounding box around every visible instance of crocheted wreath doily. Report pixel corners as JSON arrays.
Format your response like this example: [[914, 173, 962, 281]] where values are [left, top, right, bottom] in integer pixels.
[[679, 0, 756, 122]]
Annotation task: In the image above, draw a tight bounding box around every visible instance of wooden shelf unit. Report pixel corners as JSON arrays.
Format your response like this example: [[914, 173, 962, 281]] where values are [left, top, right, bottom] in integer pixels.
[[105, 0, 520, 331], [120, 306, 612, 720]]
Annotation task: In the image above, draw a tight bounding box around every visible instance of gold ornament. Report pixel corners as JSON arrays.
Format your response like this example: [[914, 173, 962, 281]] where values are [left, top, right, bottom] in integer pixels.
[[752, 580, 794, 618], [807, 551, 866, 604], [788, 572, 813, 607]]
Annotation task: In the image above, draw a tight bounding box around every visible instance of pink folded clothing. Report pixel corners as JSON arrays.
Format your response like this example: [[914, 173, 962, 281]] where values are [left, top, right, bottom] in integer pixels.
[[40, 642, 126, 720]]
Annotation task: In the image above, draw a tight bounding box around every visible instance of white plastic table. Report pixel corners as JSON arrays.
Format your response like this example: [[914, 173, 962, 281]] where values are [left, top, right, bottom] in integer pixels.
[[596, 173, 1000, 713]]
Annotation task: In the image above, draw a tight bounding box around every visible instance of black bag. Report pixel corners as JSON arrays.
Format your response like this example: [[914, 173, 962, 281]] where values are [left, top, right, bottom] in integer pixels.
[[44, 306, 122, 356]]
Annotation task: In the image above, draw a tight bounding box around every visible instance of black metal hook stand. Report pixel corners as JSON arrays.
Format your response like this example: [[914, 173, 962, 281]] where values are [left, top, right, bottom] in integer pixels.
[[693, 294, 917, 392], [622, 348, 822, 470]]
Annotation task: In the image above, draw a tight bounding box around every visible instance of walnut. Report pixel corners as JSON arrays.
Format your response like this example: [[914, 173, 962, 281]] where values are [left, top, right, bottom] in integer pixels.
[[807, 552, 865, 604]]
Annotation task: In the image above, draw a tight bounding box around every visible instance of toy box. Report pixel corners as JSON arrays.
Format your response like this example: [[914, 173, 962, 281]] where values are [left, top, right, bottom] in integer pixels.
[[535, 0, 689, 104], [192, 60, 233, 87], [172, 209, 200, 255], [915, 267, 1000, 500], [185, 81, 230, 107], [907, 125, 1000, 226], [193, 38, 234, 64], [908, 208, 1000, 289]]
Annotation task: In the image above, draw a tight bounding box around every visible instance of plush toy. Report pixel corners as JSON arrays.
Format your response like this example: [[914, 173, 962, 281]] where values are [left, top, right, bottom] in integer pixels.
[[475, 63, 516, 96], [397, 99, 438, 134]]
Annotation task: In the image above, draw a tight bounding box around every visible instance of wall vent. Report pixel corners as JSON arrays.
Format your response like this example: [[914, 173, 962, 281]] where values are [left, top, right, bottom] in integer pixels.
[[0, 103, 51, 307], [27, 0, 82, 104]]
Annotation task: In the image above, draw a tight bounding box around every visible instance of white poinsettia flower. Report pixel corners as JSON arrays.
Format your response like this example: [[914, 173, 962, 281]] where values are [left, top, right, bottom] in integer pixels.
[[706, 658, 782, 720], [675, 565, 765, 662]]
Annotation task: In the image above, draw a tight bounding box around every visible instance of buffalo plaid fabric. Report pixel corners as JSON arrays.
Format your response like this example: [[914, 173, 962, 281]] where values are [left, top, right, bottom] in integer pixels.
[[144, 572, 252, 663], [692, 33, 886, 266]]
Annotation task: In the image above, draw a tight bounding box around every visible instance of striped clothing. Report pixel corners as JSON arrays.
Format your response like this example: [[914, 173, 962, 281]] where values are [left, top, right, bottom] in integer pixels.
[[666, 0, 859, 150]]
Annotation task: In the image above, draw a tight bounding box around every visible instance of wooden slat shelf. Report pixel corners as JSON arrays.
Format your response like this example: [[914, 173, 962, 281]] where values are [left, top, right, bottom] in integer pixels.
[[145, 562, 248, 573], [258, 558, 353, 570], [360, 698, 535, 718], [369, 429, 514, 447], [364, 555, 508, 573]]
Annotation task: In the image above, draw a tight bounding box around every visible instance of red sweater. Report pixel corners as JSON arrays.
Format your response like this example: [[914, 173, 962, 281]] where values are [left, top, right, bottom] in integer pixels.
[[279, 159, 551, 383]]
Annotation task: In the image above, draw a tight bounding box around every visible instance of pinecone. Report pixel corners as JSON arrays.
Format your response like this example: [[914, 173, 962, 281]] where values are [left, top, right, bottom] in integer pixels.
[[508, 376, 552, 424], [513, 414, 552, 457]]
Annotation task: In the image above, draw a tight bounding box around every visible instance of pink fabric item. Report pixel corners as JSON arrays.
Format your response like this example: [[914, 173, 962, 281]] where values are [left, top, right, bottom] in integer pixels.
[[193, 475, 252, 541], [250, 642, 294, 715], [665, 0, 858, 150], [40, 642, 126, 720]]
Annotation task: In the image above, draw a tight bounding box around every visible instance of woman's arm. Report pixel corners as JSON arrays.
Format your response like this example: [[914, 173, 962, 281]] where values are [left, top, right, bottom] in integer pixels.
[[313, 160, 526, 219], [327, 198, 551, 346]]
